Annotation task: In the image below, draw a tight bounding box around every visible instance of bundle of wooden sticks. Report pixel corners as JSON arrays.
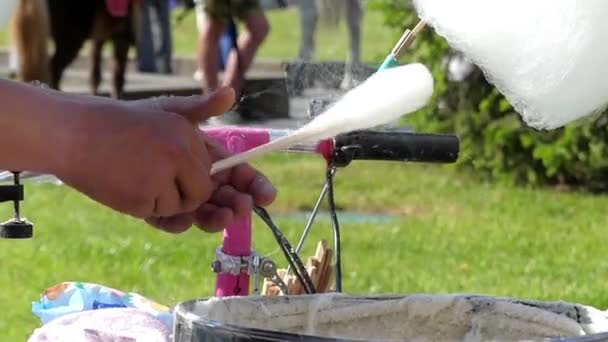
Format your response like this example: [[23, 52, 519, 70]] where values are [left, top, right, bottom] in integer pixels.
[[262, 240, 335, 296]]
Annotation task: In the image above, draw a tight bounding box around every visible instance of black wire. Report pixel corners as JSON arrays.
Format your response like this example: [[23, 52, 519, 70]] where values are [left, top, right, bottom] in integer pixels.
[[326, 166, 342, 292], [253, 206, 317, 294]]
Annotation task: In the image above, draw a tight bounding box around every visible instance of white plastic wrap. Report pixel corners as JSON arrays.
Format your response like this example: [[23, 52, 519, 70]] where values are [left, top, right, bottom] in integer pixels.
[[0, 171, 63, 185]]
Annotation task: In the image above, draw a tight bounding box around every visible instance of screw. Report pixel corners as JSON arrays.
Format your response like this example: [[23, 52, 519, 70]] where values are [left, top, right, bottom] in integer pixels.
[[260, 260, 275, 277], [211, 260, 222, 273]]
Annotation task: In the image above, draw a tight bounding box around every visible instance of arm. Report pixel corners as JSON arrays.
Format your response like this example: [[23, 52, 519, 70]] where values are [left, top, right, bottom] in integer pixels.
[[0, 79, 277, 233], [0, 79, 76, 175]]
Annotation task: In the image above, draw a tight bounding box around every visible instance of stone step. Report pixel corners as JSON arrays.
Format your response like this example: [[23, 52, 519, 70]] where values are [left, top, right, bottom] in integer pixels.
[[0, 48, 287, 77], [0, 49, 291, 119]]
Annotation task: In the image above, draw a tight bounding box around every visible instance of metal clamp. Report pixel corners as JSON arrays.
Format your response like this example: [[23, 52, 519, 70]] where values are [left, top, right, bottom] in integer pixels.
[[259, 258, 290, 295], [210, 247, 259, 276], [211, 246, 291, 295]]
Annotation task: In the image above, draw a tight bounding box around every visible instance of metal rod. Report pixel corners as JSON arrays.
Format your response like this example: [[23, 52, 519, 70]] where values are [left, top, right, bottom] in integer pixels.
[[326, 167, 342, 292], [287, 183, 329, 274], [254, 206, 317, 294], [13, 172, 20, 221]]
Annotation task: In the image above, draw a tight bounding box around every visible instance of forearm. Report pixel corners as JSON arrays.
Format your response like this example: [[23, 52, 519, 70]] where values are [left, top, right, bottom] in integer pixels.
[[0, 79, 80, 175]]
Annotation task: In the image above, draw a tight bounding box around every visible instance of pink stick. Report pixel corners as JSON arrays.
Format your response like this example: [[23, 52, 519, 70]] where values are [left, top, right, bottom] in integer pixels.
[[202, 126, 272, 297]]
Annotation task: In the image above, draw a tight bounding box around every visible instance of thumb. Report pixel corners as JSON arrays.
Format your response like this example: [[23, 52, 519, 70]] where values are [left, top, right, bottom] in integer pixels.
[[158, 87, 236, 124]]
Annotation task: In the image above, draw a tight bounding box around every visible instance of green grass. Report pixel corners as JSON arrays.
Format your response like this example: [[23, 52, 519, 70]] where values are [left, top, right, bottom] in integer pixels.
[[0, 30, 6, 49], [2, 155, 608, 340], [173, 7, 394, 63], [2, 6, 394, 64]]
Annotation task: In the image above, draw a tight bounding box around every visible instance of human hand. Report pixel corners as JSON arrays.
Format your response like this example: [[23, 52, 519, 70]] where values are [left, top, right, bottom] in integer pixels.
[[140, 91, 278, 233], [54, 87, 276, 233], [145, 134, 278, 233]]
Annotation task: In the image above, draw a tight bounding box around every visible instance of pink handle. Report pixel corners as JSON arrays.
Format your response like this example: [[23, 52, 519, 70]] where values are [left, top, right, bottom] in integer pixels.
[[202, 127, 271, 297]]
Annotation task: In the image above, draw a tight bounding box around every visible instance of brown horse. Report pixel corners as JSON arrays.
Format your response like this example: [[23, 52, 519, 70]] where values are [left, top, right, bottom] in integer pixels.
[[11, 0, 136, 99], [10, 0, 50, 84]]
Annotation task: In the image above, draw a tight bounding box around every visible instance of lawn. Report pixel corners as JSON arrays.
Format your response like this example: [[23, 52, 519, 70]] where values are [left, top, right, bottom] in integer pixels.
[[172, 6, 395, 63], [1, 5, 395, 64], [2, 155, 608, 340]]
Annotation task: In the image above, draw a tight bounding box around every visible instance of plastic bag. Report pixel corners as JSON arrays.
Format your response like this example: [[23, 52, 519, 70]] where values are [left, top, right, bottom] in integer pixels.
[[28, 308, 171, 342], [31, 282, 174, 328]]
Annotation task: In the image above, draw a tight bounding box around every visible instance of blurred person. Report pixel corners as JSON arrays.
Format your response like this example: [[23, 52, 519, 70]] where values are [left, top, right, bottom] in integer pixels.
[[193, 3, 238, 82], [0, 79, 277, 233], [196, 0, 270, 115], [2, 0, 19, 78], [135, 0, 174, 74]]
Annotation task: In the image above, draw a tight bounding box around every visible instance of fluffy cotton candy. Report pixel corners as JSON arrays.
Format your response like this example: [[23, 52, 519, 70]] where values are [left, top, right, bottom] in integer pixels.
[[210, 63, 434, 174], [303, 63, 434, 139], [413, 0, 608, 130]]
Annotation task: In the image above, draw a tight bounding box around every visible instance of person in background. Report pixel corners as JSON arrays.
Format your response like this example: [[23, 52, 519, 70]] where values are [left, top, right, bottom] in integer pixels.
[[135, 0, 174, 74], [0, 79, 277, 233], [196, 0, 270, 116]]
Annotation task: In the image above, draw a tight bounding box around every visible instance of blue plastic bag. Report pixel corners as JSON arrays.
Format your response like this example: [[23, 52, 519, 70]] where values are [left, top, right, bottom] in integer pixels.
[[32, 282, 174, 328]]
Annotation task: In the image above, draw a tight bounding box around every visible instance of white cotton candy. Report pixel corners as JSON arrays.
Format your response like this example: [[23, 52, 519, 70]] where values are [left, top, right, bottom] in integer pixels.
[[413, 0, 608, 130], [210, 63, 434, 174], [303, 63, 434, 139]]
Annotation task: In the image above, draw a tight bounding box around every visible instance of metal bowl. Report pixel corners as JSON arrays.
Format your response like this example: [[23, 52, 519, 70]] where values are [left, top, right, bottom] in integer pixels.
[[173, 294, 608, 342]]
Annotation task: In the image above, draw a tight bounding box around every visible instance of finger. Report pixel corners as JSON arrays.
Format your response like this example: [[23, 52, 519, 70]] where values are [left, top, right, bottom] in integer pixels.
[[193, 203, 233, 233], [153, 180, 183, 217], [158, 87, 235, 125], [202, 131, 277, 206], [176, 137, 214, 213], [145, 214, 194, 234], [223, 165, 277, 207], [209, 185, 253, 219]]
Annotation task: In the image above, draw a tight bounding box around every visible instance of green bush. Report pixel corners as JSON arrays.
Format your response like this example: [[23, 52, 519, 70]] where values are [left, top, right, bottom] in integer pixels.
[[369, 0, 608, 191]]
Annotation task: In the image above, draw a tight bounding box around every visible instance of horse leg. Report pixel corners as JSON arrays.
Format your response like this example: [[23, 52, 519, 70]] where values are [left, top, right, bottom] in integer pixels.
[[12, 0, 50, 84], [340, 0, 363, 90], [8, 36, 19, 79], [298, 0, 317, 62], [50, 35, 87, 90], [111, 34, 130, 99], [288, 1, 318, 95], [90, 40, 104, 96]]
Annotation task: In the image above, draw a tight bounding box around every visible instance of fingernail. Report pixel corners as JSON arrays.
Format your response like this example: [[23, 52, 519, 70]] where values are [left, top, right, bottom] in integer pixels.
[[258, 177, 277, 196]]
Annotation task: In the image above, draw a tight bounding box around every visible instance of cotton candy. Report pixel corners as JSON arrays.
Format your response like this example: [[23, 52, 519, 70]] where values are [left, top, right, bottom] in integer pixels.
[[413, 0, 608, 130]]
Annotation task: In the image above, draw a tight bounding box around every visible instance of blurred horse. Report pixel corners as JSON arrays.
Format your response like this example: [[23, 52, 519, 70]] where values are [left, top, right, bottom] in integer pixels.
[[10, 0, 136, 98], [9, 0, 50, 84]]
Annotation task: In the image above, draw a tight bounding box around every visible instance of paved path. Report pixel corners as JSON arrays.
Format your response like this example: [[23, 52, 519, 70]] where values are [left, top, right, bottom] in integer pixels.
[[0, 60, 348, 130]]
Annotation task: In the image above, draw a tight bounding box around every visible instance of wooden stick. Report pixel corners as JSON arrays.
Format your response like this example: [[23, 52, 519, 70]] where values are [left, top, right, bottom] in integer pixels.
[[393, 20, 427, 59], [262, 240, 336, 296], [318, 249, 334, 292], [210, 128, 318, 175]]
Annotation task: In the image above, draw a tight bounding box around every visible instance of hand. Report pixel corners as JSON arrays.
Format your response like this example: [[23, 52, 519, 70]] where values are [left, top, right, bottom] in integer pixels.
[[54, 87, 276, 233], [141, 90, 278, 233], [146, 134, 277, 233]]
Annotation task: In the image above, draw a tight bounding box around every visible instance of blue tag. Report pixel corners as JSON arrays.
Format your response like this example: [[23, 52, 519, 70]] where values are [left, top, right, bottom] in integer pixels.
[[92, 300, 127, 310]]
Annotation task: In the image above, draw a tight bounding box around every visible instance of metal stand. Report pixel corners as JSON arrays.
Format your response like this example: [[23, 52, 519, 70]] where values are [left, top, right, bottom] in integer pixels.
[[0, 172, 33, 239]]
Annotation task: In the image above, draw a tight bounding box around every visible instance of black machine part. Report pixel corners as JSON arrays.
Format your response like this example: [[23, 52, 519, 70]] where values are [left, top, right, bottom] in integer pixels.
[[0, 172, 33, 239], [332, 129, 460, 167]]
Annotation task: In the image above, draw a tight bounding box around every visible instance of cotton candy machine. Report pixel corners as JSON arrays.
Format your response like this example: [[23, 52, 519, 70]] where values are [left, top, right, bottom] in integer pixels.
[[171, 114, 608, 341], [173, 294, 608, 342]]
